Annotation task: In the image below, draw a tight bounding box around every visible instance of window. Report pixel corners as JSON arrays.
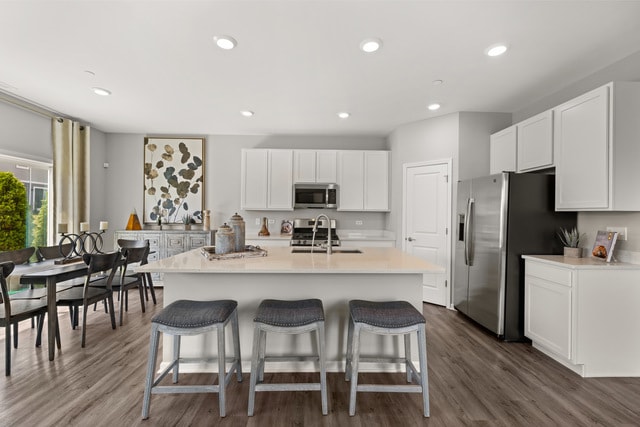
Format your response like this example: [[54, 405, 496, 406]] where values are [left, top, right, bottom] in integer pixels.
[[0, 154, 53, 248]]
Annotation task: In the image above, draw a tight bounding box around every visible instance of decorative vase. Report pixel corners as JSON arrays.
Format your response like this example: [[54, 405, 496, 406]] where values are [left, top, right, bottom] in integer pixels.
[[126, 209, 142, 230], [203, 209, 211, 231], [184, 223, 191, 231], [258, 217, 270, 236], [563, 247, 582, 258]]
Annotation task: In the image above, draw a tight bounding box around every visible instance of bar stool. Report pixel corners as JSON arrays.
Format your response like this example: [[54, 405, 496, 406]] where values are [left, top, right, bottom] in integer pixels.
[[141, 299, 242, 418], [345, 299, 430, 417], [248, 298, 328, 416]]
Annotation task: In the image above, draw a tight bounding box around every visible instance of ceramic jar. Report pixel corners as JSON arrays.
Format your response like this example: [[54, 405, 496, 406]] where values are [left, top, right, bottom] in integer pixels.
[[215, 223, 235, 255], [229, 212, 246, 252]]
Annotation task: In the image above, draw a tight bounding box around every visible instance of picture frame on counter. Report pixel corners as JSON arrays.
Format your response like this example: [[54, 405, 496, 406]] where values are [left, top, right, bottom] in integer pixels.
[[143, 136, 205, 224]]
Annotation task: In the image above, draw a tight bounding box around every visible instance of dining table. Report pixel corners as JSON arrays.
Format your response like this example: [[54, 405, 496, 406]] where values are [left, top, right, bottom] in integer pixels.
[[13, 259, 89, 361]]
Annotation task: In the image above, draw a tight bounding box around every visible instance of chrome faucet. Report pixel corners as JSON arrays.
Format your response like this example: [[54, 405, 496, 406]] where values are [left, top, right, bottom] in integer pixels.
[[312, 213, 332, 254]]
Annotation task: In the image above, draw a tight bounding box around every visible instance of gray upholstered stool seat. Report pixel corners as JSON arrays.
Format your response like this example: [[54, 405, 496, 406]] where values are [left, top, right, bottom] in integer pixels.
[[346, 299, 430, 417], [248, 298, 328, 416], [142, 299, 242, 419]]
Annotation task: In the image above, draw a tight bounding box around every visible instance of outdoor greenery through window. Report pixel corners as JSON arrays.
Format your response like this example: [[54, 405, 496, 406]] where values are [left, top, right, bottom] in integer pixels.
[[0, 154, 52, 254]]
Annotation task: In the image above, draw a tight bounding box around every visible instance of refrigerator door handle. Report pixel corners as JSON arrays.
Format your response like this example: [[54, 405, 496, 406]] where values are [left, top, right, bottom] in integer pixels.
[[464, 197, 474, 266]]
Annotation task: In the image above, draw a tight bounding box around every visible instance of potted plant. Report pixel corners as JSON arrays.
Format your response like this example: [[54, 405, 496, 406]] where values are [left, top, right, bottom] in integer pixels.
[[558, 227, 585, 257], [182, 214, 193, 230]]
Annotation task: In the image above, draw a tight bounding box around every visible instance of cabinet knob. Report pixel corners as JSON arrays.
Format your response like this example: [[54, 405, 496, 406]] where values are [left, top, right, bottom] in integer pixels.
[[406, 237, 415, 242]]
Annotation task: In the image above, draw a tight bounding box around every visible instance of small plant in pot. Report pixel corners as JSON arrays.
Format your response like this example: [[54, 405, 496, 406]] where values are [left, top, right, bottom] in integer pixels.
[[558, 227, 585, 258], [182, 214, 193, 230]]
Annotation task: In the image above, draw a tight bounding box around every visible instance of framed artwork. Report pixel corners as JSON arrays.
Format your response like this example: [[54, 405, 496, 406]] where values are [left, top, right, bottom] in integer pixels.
[[143, 137, 205, 224]]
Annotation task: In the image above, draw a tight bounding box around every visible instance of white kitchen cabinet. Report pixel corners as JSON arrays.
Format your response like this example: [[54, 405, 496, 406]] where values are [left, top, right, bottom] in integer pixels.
[[554, 82, 640, 211], [241, 149, 293, 210], [517, 110, 553, 172], [293, 150, 337, 183], [337, 150, 389, 211], [523, 255, 640, 377], [489, 125, 516, 174]]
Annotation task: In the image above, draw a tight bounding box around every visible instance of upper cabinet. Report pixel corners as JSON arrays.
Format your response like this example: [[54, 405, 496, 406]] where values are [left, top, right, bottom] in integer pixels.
[[293, 150, 337, 183], [517, 110, 553, 173], [554, 82, 640, 211], [489, 125, 517, 174], [337, 150, 390, 211], [241, 149, 293, 210], [490, 110, 553, 175]]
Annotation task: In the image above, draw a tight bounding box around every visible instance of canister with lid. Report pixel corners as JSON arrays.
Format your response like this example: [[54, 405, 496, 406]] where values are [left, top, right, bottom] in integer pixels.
[[229, 212, 246, 252], [215, 223, 235, 255]]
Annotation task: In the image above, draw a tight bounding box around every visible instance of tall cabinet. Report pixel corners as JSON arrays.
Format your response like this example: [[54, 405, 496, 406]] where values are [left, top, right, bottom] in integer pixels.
[[337, 150, 389, 211]]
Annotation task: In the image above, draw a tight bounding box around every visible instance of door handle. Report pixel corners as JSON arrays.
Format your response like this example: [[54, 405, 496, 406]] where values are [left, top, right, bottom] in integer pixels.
[[406, 237, 415, 242]]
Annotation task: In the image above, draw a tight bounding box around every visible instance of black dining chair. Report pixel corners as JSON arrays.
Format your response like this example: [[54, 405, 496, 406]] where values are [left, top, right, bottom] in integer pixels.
[[90, 245, 148, 326], [36, 243, 74, 262], [55, 251, 120, 347], [0, 261, 58, 376], [117, 239, 156, 305]]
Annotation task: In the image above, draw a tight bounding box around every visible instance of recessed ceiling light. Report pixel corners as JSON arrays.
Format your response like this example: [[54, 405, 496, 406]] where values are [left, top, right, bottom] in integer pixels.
[[337, 112, 350, 119], [84, 70, 95, 76], [427, 103, 441, 111], [485, 44, 508, 57], [432, 79, 444, 86], [92, 87, 111, 96], [359, 38, 382, 53], [240, 110, 254, 117], [214, 35, 237, 50]]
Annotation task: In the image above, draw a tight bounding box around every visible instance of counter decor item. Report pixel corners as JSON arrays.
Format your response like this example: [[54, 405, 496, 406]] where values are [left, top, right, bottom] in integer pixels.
[[143, 137, 204, 224], [558, 226, 585, 258], [182, 214, 192, 230], [201, 245, 267, 260], [215, 223, 235, 255], [281, 219, 293, 234], [202, 209, 211, 230], [258, 217, 270, 236], [229, 212, 246, 252], [126, 208, 142, 230], [591, 230, 618, 262]]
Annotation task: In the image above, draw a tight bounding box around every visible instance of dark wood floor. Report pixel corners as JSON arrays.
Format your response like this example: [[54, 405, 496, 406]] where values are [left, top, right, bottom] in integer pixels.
[[1, 290, 639, 426]]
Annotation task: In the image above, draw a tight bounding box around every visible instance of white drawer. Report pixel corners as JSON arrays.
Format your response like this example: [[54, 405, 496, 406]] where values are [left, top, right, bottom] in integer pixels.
[[166, 236, 185, 248], [189, 237, 207, 248], [526, 261, 572, 287]]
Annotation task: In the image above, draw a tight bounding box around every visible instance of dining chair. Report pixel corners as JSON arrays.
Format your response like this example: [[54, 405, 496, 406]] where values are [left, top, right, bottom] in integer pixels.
[[0, 261, 57, 376], [36, 243, 74, 262], [117, 239, 157, 305], [55, 252, 120, 347], [90, 245, 148, 326]]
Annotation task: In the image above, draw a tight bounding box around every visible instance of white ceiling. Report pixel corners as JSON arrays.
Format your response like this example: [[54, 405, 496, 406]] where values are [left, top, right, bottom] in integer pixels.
[[1, 0, 640, 136]]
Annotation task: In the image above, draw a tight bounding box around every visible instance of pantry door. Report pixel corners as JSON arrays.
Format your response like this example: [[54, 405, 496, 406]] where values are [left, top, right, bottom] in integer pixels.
[[403, 160, 451, 306]]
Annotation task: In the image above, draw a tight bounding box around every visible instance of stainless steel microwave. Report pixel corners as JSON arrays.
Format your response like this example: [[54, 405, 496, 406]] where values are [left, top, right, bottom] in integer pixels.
[[294, 183, 338, 208]]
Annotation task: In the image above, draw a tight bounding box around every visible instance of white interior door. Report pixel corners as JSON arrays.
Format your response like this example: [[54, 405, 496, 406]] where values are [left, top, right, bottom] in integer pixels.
[[403, 161, 451, 306]]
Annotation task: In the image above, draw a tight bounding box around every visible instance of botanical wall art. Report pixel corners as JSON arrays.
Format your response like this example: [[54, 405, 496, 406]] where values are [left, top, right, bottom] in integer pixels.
[[143, 137, 204, 224]]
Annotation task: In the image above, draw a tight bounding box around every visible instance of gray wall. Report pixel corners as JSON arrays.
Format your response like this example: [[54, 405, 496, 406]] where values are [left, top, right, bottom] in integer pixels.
[[387, 112, 511, 247], [103, 133, 388, 241], [512, 50, 640, 257]]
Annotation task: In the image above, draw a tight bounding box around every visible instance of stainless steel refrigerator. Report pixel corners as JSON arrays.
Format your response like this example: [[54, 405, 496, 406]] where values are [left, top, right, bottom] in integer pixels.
[[453, 172, 576, 341]]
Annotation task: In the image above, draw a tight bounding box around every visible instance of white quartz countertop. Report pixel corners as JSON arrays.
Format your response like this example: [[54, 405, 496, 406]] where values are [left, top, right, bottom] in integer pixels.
[[522, 255, 640, 270], [137, 246, 442, 274]]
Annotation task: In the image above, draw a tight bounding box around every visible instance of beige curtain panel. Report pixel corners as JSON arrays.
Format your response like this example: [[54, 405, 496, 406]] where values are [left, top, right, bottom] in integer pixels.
[[52, 118, 90, 234]]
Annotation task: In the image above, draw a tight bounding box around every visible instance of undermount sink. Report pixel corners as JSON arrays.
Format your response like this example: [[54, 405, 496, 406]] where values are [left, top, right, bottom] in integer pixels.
[[291, 248, 362, 254]]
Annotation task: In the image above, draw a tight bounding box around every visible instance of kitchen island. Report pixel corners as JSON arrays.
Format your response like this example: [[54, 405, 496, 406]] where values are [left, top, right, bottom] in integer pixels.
[[137, 246, 442, 372]]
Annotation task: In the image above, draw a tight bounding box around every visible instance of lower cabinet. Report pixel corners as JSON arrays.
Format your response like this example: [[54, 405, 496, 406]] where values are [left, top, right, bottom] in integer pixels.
[[524, 256, 640, 377], [114, 230, 214, 283]]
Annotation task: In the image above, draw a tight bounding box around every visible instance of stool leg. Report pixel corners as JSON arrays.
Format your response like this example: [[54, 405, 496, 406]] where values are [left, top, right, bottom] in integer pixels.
[[231, 309, 243, 382], [217, 322, 227, 417], [172, 335, 180, 383], [258, 328, 267, 382], [418, 327, 430, 417], [404, 333, 412, 383], [317, 322, 328, 415], [345, 316, 354, 381], [348, 323, 362, 416], [141, 325, 160, 419], [248, 324, 262, 416]]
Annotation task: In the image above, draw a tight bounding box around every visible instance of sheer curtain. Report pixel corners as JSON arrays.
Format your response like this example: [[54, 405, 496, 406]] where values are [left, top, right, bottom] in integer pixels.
[[52, 118, 90, 235]]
